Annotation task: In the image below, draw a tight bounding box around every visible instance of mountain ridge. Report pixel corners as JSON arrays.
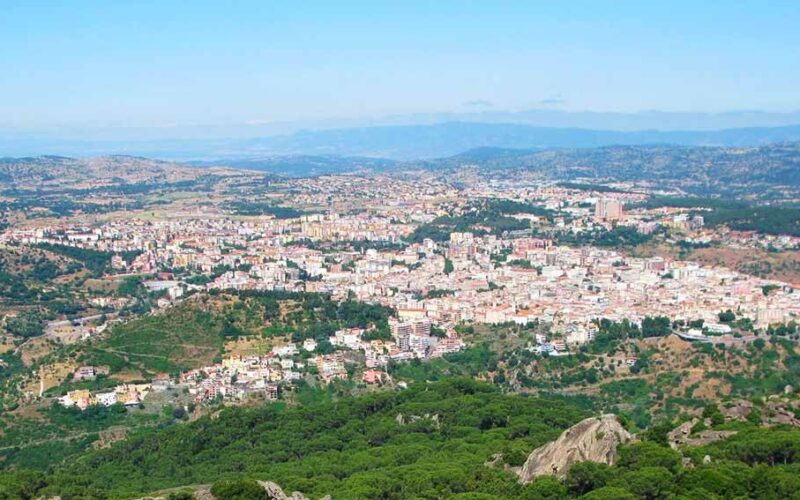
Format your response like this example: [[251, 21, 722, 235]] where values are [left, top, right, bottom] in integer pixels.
[[4, 141, 800, 200], [4, 121, 800, 161]]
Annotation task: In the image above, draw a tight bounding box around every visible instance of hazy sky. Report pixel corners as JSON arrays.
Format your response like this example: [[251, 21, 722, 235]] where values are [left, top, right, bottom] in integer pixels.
[[2, 0, 800, 131]]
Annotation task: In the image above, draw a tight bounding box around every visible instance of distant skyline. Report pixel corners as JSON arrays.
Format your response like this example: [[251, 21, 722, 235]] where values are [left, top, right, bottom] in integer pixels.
[[2, 1, 800, 135]]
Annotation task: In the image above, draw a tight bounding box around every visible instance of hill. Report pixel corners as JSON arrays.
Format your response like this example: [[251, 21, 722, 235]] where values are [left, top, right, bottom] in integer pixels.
[[188, 155, 396, 176], [3, 289, 393, 401], [71, 290, 391, 380], [190, 141, 800, 199], [425, 142, 800, 198], [0, 155, 236, 189], [4, 379, 800, 499], [3, 141, 800, 200], [2, 379, 588, 497]]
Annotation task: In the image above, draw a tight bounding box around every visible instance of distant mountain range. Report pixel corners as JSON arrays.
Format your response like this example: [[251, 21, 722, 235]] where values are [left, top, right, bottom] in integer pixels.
[[4, 121, 800, 161], [423, 142, 800, 198], [0, 135, 800, 201], [229, 122, 800, 160], [189, 140, 800, 200]]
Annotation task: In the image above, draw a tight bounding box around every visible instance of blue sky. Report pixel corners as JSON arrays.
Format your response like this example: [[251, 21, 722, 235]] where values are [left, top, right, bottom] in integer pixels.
[[2, 0, 800, 131]]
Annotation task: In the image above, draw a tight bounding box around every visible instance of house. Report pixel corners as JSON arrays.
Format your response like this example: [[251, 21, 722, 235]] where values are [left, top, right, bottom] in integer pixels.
[[62, 390, 92, 410], [72, 366, 97, 382], [95, 391, 118, 407], [362, 369, 386, 384], [272, 344, 298, 357], [705, 322, 732, 334], [116, 384, 149, 406]]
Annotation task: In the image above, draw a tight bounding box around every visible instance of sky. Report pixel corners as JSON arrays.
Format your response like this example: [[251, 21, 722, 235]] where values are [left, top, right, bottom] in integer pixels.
[[2, 0, 800, 134]]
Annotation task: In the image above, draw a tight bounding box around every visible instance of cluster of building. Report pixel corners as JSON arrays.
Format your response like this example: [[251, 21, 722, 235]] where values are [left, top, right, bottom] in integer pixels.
[[58, 317, 465, 410], [8, 183, 798, 346], [59, 382, 150, 410], [12, 175, 800, 412], [175, 320, 463, 405]]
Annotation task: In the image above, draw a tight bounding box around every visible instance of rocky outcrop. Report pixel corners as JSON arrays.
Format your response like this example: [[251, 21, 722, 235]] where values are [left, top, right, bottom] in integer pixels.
[[518, 414, 633, 482], [667, 419, 736, 449], [256, 481, 309, 500], [161, 481, 312, 500], [723, 397, 800, 427]]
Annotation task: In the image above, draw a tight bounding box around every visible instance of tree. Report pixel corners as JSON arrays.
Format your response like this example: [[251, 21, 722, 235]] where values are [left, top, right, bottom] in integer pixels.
[[762, 284, 780, 296], [0, 469, 46, 499], [4, 310, 45, 338], [431, 325, 448, 338], [565, 461, 614, 496], [613, 466, 674, 500], [521, 475, 567, 499], [678, 467, 745, 498], [718, 309, 736, 323], [444, 257, 454, 275], [641, 420, 675, 447], [702, 403, 725, 426], [579, 486, 636, 500], [617, 442, 682, 473], [641, 316, 671, 338], [746, 407, 762, 425], [210, 479, 268, 500]]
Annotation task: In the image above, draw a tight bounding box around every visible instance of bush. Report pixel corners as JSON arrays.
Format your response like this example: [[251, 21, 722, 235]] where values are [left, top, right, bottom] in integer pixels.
[[612, 466, 674, 499], [617, 442, 682, 473], [565, 461, 614, 496], [521, 475, 567, 499], [579, 486, 636, 500], [210, 479, 268, 500], [166, 491, 195, 500], [702, 403, 725, 426]]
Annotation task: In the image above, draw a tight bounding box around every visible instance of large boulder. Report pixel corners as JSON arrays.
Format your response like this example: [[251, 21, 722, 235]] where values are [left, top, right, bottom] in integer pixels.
[[256, 481, 309, 500], [518, 414, 633, 482]]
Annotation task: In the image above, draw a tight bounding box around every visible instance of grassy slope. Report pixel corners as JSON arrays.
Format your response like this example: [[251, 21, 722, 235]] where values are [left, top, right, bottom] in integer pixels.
[[80, 303, 225, 376]]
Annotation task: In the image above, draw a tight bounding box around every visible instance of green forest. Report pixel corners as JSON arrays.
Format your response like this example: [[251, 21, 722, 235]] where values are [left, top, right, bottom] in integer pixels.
[[3, 379, 800, 499]]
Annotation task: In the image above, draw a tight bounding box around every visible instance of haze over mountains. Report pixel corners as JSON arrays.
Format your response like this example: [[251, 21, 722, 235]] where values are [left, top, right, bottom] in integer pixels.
[[3, 109, 800, 161], [223, 121, 800, 160], [4, 109, 800, 182]]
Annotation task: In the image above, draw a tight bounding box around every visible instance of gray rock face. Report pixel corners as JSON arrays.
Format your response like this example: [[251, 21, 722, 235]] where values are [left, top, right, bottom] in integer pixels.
[[256, 481, 309, 500], [137, 481, 314, 500], [518, 414, 633, 482], [667, 418, 737, 449]]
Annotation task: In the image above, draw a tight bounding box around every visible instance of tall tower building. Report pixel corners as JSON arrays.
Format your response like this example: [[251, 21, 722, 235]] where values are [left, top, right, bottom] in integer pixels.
[[595, 198, 624, 222]]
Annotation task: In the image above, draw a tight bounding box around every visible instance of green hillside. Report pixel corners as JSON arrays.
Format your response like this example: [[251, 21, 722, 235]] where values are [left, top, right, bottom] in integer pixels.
[[6, 380, 586, 498], [74, 290, 393, 379], [3, 379, 800, 499], [76, 303, 225, 377]]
